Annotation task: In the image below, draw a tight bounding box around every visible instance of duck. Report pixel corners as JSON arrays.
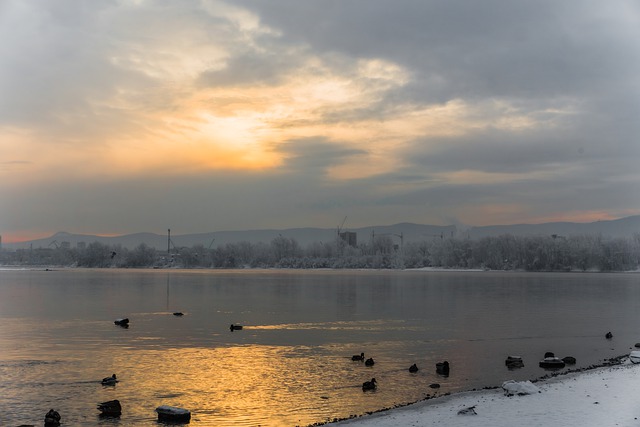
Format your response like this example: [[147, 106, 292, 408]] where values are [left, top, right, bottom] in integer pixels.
[[351, 352, 365, 361], [409, 363, 419, 373], [114, 318, 129, 328], [606, 331, 613, 339], [364, 357, 375, 366], [172, 312, 184, 316], [436, 361, 450, 375], [44, 409, 61, 427], [101, 374, 118, 386], [230, 324, 243, 331], [362, 378, 377, 391]]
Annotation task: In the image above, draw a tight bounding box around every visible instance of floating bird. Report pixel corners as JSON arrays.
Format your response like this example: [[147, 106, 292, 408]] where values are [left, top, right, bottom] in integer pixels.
[[351, 352, 365, 361], [409, 363, 419, 373], [230, 324, 243, 331], [44, 409, 61, 427], [436, 361, 450, 375], [114, 318, 129, 328], [606, 331, 613, 339], [362, 378, 377, 391], [173, 312, 184, 316], [101, 374, 118, 386], [364, 357, 375, 366]]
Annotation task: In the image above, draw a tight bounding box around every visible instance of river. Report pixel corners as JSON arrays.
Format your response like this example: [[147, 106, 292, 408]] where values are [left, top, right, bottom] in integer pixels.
[[0, 268, 638, 426]]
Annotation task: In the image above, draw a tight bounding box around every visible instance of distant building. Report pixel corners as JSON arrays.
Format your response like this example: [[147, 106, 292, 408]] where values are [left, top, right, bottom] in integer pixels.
[[339, 231, 357, 247], [60, 241, 71, 249], [77, 242, 86, 250]]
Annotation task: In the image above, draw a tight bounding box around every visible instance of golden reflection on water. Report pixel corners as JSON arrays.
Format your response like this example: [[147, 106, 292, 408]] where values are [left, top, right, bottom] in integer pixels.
[[113, 344, 390, 426]]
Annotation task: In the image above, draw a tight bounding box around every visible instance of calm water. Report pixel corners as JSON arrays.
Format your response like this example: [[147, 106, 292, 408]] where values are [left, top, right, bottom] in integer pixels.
[[0, 268, 638, 426]]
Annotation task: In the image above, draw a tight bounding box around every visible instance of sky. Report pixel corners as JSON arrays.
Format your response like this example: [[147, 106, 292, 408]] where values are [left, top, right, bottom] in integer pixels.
[[1, 0, 639, 243]]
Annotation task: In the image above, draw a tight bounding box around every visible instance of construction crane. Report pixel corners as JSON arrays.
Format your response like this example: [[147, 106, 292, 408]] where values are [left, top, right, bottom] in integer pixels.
[[337, 216, 347, 234], [336, 216, 348, 254], [48, 240, 59, 249]]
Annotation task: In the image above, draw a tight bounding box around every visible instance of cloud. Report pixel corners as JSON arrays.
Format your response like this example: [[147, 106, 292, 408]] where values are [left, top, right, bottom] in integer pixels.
[[0, 0, 638, 240]]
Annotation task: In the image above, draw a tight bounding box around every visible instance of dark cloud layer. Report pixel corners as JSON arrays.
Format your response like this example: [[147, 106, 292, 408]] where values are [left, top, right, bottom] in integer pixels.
[[1, 0, 638, 240]]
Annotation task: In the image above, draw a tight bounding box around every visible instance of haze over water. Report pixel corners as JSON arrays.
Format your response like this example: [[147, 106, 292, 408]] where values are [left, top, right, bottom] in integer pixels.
[[0, 269, 638, 426]]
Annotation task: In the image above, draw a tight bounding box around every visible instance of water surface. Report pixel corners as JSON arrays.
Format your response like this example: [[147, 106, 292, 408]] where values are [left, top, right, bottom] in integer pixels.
[[0, 269, 638, 426]]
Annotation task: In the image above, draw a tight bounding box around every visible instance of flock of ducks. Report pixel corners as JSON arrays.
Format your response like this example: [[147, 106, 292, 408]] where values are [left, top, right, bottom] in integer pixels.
[[351, 352, 450, 392], [42, 317, 612, 424]]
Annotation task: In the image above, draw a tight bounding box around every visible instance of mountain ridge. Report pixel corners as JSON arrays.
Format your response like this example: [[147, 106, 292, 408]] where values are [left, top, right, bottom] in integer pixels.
[[4, 215, 639, 251]]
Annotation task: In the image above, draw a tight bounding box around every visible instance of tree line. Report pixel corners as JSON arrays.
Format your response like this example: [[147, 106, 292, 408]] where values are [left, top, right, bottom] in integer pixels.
[[1, 233, 639, 272]]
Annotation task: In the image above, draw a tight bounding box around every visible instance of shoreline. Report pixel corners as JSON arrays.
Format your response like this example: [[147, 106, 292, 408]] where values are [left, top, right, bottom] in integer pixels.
[[320, 354, 640, 427]]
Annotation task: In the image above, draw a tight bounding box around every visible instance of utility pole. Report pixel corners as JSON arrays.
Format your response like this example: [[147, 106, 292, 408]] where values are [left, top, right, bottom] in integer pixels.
[[168, 229, 171, 254]]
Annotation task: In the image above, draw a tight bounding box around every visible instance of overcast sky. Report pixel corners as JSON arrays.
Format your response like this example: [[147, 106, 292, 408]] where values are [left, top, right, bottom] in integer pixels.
[[1, 0, 639, 242]]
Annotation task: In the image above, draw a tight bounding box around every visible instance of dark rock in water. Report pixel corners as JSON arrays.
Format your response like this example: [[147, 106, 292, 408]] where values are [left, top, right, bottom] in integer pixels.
[[505, 356, 524, 369], [230, 324, 243, 331], [173, 312, 184, 316], [634, 343, 640, 348], [606, 331, 613, 339], [44, 409, 61, 427], [409, 363, 419, 373], [539, 357, 565, 369], [544, 351, 555, 358], [436, 361, 450, 375], [429, 383, 441, 389], [97, 399, 122, 417], [562, 356, 577, 365], [156, 405, 191, 423]]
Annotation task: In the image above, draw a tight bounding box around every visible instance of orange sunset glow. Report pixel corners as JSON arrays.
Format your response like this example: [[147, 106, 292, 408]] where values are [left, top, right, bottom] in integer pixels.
[[1, 0, 638, 242]]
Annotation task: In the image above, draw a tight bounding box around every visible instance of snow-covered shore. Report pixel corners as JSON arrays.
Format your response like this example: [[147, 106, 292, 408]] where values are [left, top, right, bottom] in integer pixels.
[[331, 359, 640, 426]]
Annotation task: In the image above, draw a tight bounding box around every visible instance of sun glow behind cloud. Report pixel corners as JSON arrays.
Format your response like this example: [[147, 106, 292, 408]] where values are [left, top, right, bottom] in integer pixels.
[[0, 0, 578, 184], [1, 0, 638, 241]]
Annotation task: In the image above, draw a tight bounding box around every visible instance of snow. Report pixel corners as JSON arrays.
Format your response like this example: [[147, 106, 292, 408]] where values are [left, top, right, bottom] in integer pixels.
[[332, 360, 640, 426]]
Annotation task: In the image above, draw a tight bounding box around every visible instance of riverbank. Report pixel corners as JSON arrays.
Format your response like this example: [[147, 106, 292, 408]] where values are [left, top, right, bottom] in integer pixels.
[[330, 357, 640, 426]]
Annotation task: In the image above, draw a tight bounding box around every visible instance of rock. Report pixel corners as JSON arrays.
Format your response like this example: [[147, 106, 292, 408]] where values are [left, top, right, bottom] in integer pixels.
[[458, 406, 477, 415], [156, 405, 191, 423], [502, 380, 540, 396], [97, 399, 122, 417], [505, 356, 524, 369], [562, 356, 577, 364]]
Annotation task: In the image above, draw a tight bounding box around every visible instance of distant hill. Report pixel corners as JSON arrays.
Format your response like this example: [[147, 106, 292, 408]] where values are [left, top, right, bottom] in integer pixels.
[[3, 215, 639, 251], [466, 215, 640, 239]]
